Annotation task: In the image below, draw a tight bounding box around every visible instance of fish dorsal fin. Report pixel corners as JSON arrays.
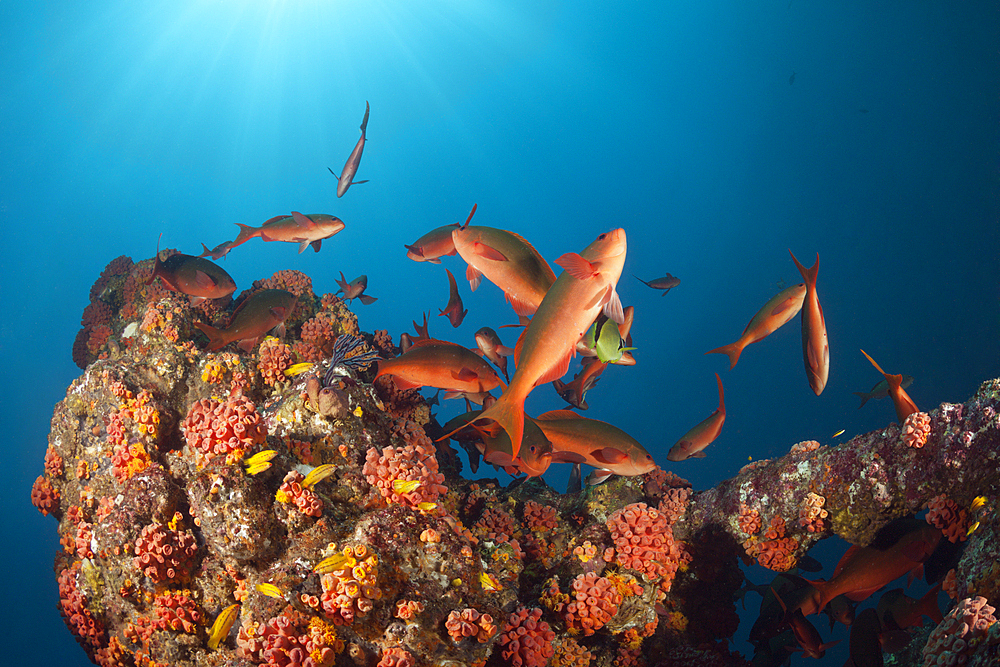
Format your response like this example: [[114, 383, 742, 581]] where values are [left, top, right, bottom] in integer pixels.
[[471, 241, 507, 262], [506, 292, 536, 317], [261, 215, 286, 227], [466, 264, 483, 292], [592, 447, 628, 464], [514, 326, 527, 367], [555, 252, 598, 280], [537, 409, 581, 421], [833, 545, 861, 578], [291, 211, 316, 229], [194, 270, 218, 290]]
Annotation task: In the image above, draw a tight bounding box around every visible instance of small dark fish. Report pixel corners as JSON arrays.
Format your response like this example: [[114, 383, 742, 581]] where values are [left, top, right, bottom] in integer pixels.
[[789, 72, 796, 85], [566, 462, 582, 494], [198, 241, 234, 260], [335, 272, 377, 305], [848, 608, 884, 667], [853, 375, 915, 409], [438, 268, 468, 328], [329, 101, 370, 197], [633, 273, 680, 295]]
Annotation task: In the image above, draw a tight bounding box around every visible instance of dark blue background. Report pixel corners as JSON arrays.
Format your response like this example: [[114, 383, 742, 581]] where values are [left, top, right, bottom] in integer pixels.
[[3, 1, 997, 664]]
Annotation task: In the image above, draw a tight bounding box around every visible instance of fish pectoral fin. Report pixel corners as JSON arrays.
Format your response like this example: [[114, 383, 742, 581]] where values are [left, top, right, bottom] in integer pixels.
[[495, 344, 514, 357], [549, 451, 587, 464], [592, 447, 628, 464], [466, 264, 483, 292], [554, 252, 598, 280], [193, 270, 218, 290], [404, 243, 424, 257], [506, 292, 536, 317], [452, 367, 479, 383], [352, 179, 369, 185], [238, 336, 263, 353], [291, 211, 317, 230], [328, 167, 342, 178], [471, 241, 508, 262]]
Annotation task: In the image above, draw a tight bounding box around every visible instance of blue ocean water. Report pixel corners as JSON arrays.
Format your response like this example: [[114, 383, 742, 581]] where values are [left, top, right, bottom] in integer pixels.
[[3, 1, 997, 664]]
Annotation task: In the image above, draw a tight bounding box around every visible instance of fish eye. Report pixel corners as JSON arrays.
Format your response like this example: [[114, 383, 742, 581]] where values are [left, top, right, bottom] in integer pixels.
[[530, 446, 536, 453]]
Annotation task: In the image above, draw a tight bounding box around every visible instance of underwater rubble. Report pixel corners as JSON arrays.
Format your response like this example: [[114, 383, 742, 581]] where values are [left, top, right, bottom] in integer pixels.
[[34, 254, 1000, 667]]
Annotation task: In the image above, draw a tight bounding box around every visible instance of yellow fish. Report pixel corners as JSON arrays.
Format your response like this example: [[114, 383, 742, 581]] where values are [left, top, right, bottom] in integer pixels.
[[393, 479, 422, 494], [302, 464, 337, 489], [417, 502, 437, 512], [315, 553, 353, 574], [832, 429, 846, 438], [284, 362, 314, 377], [255, 583, 283, 598], [971, 496, 987, 512], [967, 521, 980, 537], [245, 450, 277, 467], [207, 603, 240, 650], [245, 461, 272, 475], [480, 572, 502, 591]]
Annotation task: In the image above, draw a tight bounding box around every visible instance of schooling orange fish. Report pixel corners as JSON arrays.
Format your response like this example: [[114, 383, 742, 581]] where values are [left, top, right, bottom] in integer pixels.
[[706, 283, 806, 369], [404, 205, 475, 263], [147, 249, 236, 306], [335, 272, 377, 305], [443, 229, 627, 460], [531, 409, 656, 480], [476, 415, 554, 478], [193, 289, 298, 352], [197, 240, 234, 260], [229, 212, 345, 254], [452, 218, 557, 317], [772, 588, 840, 659], [438, 268, 468, 328], [374, 339, 503, 394], [474, 327, 514, 382], [860, 350, 919, 423], [795, 520, 942, 616], [789, 250, 829, 395], [666, 373, 726, 461]]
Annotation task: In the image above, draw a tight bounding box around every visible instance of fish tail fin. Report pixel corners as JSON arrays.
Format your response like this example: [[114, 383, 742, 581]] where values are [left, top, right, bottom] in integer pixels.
[[705, 341, 743, 369], [479, 394, 525, 460], [919, 583, 943, 624], [229, 223, 258, 249], [788, 249, 819, 287], [147, 233, 164, 285], [360, 100, 370, 134], [852, 392, 870, 409], [193, 321, 227, 351], [860, 350, 905, 398]]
